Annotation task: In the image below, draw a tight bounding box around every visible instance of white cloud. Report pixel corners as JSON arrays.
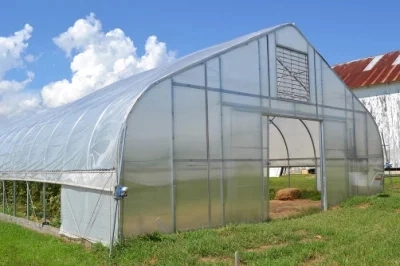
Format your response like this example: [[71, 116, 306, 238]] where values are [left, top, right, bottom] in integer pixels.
[[0, 24, 38, 119], [0, 13, 176, 120], [0, 24, 34, 90], [0, 71, 34, 93], [0, 92, 41, 117], [41, 13, 176, 108], [24, 54, 36, 63]]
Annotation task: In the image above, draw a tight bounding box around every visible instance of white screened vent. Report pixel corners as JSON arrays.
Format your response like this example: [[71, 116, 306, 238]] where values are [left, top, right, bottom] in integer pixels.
[[276, 46, 310, 102]]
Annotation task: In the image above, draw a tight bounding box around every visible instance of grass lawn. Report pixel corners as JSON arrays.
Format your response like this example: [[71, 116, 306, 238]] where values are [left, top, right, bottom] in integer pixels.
[[0, 221, 104, 266], [0, 176, 399, 265]]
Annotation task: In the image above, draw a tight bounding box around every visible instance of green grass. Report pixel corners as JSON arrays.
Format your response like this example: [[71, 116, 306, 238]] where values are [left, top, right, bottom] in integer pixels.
[[2, 179, 400, 265], [384, 174, 400, 193], [0, 221, 105, 266]]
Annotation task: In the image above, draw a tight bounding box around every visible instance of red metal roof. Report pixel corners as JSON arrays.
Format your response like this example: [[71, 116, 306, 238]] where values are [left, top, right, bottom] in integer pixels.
[[332, 51, 400, 89]]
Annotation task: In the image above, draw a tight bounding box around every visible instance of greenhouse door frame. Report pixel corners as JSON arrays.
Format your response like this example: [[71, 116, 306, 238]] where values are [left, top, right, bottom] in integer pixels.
[[263, 114, 327, 215]]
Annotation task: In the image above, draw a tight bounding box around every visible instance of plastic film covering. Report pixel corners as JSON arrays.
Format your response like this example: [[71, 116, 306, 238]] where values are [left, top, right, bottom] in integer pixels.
[[122, 81, 173, 235], [60, 185, 117, 244], [0, 24, 288, 190]]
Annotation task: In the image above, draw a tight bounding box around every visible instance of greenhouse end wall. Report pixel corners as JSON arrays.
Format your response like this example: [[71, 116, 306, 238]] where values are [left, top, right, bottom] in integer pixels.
[[120, 25, 384, 237]]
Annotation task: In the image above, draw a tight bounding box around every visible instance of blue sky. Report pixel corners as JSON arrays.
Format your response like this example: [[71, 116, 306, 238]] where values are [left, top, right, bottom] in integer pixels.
[[0, 0, 398, 116]]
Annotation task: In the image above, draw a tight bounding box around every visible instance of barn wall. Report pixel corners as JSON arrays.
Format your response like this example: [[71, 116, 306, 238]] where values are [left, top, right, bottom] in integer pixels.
[[352, 83, 400, 168]]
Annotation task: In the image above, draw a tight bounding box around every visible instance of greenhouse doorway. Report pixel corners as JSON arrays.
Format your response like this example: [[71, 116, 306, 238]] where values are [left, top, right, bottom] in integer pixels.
[[263, 116, 322, 220]]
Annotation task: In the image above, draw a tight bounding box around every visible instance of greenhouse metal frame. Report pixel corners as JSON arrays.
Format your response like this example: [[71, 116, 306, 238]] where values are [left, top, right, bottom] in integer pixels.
[[0, 23, 384, 245]]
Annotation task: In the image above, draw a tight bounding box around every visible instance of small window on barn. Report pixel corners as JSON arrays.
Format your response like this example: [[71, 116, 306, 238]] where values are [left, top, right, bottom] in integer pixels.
[[276, 46, 310, 102]]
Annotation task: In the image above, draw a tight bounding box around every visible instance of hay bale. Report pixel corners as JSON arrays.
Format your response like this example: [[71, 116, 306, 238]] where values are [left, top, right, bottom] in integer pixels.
[[274, 188, 301, 201]]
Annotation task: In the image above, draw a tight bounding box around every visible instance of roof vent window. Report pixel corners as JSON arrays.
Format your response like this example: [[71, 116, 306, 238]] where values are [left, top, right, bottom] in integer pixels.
[[276, 46, 310, 102]]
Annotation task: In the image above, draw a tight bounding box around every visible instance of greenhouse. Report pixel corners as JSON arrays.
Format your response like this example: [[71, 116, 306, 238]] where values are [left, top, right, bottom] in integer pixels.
[[0, 23, 384, 245]]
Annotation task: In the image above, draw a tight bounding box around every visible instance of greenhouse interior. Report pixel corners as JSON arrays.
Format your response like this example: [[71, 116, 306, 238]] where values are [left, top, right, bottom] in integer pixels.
[[0, 23, 384, 245]]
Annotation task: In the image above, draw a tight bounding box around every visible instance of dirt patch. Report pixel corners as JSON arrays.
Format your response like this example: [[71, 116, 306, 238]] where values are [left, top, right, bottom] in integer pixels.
[[395, 209, 400, 213], [314, 235, 323, 240], [145, 258, 158, 265], [269, 199, 321, 219], [330, 206, 341, 211], [275, 188, 302, 200], [246, 242, 287, 252], [357, 203, 371, 209]]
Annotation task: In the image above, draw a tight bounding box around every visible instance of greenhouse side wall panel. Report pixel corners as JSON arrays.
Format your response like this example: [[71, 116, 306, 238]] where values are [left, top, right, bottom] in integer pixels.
[[354, 112, 368, 157], [206, 58, 220, 88], [321, 60, 346, 109], [122, 80, 173, 236], [221, 94, 261, 160], [208, 91, 222, 160], [175, 161, 209, 230], [173, 86, 208, 230], [259, 36, 269, 97], [223, 161, 263, 223], [220, 41, 260, 94], [209, 162, 223, 227], [174, 65, 205, 87], [308, 46, 317, 105], [324, 119, 349, 207], [173, 86, 207, 160], [60, 186, 116, 244], [268, 33, 277, 99]]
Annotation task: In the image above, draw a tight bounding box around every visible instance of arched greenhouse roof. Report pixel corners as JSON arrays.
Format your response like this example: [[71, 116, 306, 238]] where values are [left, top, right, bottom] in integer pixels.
[[0, 23, 289, 185]]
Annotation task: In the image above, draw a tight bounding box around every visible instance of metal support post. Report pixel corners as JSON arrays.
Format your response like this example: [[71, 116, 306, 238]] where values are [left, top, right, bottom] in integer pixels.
[[265, 116, 270, 220], [2, 181, 5, 213], [320, 122, 327, 210], [258, 39, 266, 221], [13, 181, 16, 216], [26, 182, 30, 220], [204, 63, 212, 226], [218, 56, 225, 225], [43, 183, 47, 222], [170, 79, 176, 232]]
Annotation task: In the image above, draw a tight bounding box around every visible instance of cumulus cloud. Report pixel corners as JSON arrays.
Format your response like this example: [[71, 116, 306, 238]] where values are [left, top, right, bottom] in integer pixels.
[[0, 13, 175, 120], [0, 92, 41, 117], [0, 24, 39, 118], [41, 13, 176, 108], [0, 24, 33, 79]]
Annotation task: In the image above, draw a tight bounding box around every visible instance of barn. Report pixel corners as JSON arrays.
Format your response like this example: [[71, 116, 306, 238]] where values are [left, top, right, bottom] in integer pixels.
[[0, 23, 384, 245], [333, 51, 400, 169]]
